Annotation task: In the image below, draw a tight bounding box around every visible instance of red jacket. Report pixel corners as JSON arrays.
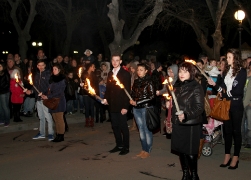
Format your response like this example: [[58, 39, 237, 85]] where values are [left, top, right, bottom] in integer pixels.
[[9, 69, 24, 104]]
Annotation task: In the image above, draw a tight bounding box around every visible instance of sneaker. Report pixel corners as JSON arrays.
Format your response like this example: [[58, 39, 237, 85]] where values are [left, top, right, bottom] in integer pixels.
[[48, 134, 54, 141], [32, 133, 45, 139]]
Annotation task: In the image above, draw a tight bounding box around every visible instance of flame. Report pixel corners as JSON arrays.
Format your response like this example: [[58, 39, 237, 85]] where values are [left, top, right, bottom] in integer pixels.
[[28, 74, 33, 85], [78, 67, 83, 78], [162, 79, 168, 84], [163, 93, 171, 100], [113, 75, 124, 89], [185, 59, 196, 65], [86, 78, 96, 95], [14, 73, 19, 83]]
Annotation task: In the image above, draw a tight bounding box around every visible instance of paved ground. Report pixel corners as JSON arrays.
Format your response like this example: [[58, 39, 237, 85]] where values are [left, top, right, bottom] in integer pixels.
[[0, 112, 251, 180]]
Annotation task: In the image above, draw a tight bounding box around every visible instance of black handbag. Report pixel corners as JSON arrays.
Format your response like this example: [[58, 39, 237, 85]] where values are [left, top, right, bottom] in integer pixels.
[[145, 107, 160, 131]]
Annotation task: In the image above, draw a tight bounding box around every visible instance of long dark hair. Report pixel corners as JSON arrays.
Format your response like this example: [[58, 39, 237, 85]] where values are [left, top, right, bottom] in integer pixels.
[[179, 62, 197, 80], [52, 63, 64, 75], [224, 48, 242, 77]]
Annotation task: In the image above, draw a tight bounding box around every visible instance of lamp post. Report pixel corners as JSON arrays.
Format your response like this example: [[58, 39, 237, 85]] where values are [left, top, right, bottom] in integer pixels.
[[32, 42, 43, 47], [234, 10, 245, 58]]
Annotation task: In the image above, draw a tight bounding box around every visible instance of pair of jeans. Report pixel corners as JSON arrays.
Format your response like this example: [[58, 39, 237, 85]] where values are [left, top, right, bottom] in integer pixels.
[[133, 107, 153, 153], [23, 97, 35, 113], [77, 94, 85, 111], [110, 112, 130, 148], [36, 101, 54, 136], [0, 92, 10, 125], [224, 109, 243, 156], [83, 95, 94, 118], [66, 100, 73, 113], [242, 105, 251, 144]]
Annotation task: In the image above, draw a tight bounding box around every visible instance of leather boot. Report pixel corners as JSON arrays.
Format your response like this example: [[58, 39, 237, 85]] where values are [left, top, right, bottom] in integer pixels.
[[198, 139, 205, 159], [52, 134, 64, 142], [179, 154, 191, 180], [90, 118, 94, 127], [187, 154, 200, 180], [85, 118, 89, 127]]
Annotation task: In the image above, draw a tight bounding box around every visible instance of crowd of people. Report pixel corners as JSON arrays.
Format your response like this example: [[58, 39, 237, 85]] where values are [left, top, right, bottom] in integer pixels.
[[0, 47, 251, 179]]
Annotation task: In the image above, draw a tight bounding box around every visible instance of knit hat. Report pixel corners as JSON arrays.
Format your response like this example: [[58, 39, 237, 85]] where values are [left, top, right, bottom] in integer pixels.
[[84, 49, 93, 55]]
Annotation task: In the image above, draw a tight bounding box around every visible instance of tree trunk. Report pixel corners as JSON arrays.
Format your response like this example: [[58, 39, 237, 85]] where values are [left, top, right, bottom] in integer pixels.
[[107, 0, 163, 55]]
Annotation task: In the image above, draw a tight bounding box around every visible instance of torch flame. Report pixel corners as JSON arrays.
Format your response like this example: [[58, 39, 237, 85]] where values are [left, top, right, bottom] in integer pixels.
[[163, 93, 171, 100], [78, 67, 83, 78], [113, 75, 124, 89], [14, 73, 19, 83], [185, 59, 196, 65], [86, 78, 96, 95], [28, 73, 33, 85], [162, 79, 168, 85]]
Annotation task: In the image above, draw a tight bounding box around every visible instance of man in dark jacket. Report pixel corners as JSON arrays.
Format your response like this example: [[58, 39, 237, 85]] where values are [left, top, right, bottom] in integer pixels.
[[26, 59, 54, 141], [103, 53, 131, 155]]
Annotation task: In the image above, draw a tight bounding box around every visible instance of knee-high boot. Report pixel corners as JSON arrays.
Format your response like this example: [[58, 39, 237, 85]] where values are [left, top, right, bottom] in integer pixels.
[[187, 154, 200, 180], [179, 153, 191, 180]]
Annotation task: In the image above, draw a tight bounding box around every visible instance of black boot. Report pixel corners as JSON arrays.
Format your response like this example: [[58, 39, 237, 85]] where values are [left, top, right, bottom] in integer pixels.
[[64, 114, 69, 132], [52, 134, 64, 142], [179, 154, 191, 180], [187, 154, 200, 180]]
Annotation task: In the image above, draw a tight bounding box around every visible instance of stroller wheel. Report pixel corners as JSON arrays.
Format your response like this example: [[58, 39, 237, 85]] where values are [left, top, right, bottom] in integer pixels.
[[202, 143, 212, 157]]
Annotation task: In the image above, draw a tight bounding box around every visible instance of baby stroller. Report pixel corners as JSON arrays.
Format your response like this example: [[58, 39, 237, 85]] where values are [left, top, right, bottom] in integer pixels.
[[202, 117, 224, 157]]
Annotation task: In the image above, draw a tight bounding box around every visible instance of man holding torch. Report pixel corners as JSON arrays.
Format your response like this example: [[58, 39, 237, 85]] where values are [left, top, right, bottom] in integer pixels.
[[26, 59, 54, 141], [102, 53, 131, 155]]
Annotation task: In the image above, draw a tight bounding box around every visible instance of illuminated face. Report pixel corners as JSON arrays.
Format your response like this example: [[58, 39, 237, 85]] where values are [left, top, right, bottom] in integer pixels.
[[14, 54, 20, 62], [150, 63, 155, 70], [89, 64, 96, 72], [130, 66, 136, 73], [37, 50, 44, 59], [111, 56, 122, 68], [86, 51, 91, 56], [210, 60, 217, 67], [57, 56, 63, 63], [220, 61, 225, 71], [167, 68, 174, 78], [37, 62, 46, 72], [137, 66, 148, 78], [68, 73, 73, 78], [101, 64, 107, 71], [7, 60, 14, 69], [227, 53, 234, 67], [179, 68, 190, 82], [53, 66, 60, 75], [196, 62, 203, 70], [71, 60, 77, 67]]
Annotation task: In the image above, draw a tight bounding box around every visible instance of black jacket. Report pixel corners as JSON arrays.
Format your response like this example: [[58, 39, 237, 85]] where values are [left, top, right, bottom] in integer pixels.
[[104, 67, 131, 112], [0, 70, 10, 94], [79, 71, 99, 97], [172, 80, 204, 125], [33, 69, 51, 100], [131, 75, 155, 108]]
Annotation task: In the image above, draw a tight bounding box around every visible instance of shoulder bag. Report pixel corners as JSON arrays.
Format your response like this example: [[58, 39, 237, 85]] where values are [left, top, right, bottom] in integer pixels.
[[145, 107, 160, 132], [43, 88, 60, 110]]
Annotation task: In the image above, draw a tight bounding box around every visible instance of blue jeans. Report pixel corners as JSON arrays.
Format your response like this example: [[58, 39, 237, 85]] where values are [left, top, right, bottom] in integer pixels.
[[23, 97, 35, 113], [0, 92, 10, 125], [83, 95, 94, 118], [67, 100, 73, 113], [37, 101, 54, 136], [133, 107, 153, 153], [242, 105, 251, 144]]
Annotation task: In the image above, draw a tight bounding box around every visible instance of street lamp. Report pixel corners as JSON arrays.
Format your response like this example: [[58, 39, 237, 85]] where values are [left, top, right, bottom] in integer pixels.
[[32, 41, 42, 47], [234, 10, 245, 57]]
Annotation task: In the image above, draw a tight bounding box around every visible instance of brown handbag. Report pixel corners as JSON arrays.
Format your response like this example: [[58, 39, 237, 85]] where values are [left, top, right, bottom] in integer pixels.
[[42, 88, 60, 110], [209, 93, 230, 121], [43, 98, 60, 110]]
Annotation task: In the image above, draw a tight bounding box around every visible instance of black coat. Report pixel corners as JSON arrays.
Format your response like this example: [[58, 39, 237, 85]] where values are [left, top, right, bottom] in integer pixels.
[[131, 75, 155, 108], [171, 80, 204, 155], [0, 70, 10, 94], [104, 67, 131, 113]]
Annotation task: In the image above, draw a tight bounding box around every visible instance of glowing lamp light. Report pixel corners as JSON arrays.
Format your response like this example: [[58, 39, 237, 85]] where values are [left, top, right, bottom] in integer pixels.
[[32, 42, 36, 46], [234, 10, 245, 22], [38, 42, 42, 46], [73, 51, 78, 54]]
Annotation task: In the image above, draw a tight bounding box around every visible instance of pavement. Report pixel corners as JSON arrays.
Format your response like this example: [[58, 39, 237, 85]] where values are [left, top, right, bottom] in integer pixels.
[[0, 111, 251, 180]]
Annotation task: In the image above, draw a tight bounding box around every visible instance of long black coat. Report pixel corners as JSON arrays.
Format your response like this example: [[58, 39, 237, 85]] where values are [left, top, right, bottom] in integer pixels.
[[171, 80, 204, 155], [104, 67, 131, 113]]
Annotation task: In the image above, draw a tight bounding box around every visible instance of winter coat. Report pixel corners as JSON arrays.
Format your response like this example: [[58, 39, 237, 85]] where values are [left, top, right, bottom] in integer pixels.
[[0, 70, 10, 94], [171, 80, 204, 155], [104, 67, 131, 113], [9, 69, 24, 104], [33, 69, 51, 100], [131, 75, 155, 108], [65, 78, 76, 101], [47, 74, 66, 113]]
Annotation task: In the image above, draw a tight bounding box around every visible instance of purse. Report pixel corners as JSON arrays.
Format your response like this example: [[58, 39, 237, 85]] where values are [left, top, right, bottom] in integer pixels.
[[43, 88, 60, 110], [43, 98, 60, 110], [145, 107, 160, 132], [209, 93, 230, 121]]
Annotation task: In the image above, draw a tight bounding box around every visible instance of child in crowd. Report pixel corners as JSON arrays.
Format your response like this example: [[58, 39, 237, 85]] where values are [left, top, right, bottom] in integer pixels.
[[205, 59, 220, 92], [95, 77, 106, 123], [65, 71, 76, 115], [100, 62, 110, 84]]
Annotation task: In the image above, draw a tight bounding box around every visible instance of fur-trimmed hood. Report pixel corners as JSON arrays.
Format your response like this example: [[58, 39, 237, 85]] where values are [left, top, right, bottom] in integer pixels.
[[50, 74, 65, 83]]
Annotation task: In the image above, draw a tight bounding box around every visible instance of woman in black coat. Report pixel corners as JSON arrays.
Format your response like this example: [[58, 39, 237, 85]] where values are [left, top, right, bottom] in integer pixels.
[[42, 63, 66, 142], [167, 62, 204, 180]]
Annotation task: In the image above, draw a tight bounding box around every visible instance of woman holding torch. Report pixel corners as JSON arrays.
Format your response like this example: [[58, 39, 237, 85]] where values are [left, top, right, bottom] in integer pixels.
[[166, 62, 204, 180]]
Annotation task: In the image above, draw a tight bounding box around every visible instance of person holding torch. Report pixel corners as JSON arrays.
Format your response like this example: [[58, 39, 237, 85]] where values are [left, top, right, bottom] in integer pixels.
[[166, 62, 204, 180]]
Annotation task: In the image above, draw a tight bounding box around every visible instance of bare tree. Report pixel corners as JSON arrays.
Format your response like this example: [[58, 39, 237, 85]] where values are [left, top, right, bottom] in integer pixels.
[[7, 0, 38, 59], [107, 0, 163, 55], [160, 0, 229, 60]]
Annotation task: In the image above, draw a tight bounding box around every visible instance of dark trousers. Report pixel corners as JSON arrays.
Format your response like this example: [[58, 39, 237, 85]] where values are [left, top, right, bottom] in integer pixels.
[[110, 112, 130, 149], [13, 103, 22, 121], [95, 102, 105, 123], [224, 109, 243, 156], [83, 95, 95, 118]]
